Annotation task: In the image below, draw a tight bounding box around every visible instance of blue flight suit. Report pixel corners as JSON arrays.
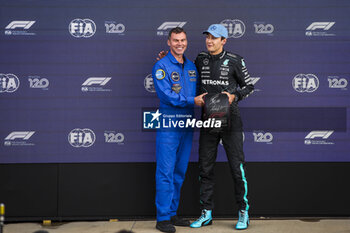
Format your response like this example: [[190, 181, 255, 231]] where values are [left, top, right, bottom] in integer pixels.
[[152, 51, 198, 221]]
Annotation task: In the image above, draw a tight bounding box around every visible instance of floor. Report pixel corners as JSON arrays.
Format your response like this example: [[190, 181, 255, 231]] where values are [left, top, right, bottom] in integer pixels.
[[3, 218, 350, 233]]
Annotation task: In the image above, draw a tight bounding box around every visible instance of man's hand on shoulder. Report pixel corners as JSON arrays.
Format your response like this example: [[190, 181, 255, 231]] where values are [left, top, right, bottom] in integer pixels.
[[194, 93, 207, 106], [157, 51, 168, 61]]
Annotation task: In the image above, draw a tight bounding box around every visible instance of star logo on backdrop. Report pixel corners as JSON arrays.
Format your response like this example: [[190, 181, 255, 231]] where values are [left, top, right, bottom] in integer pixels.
[[151, 109, 162, 122]]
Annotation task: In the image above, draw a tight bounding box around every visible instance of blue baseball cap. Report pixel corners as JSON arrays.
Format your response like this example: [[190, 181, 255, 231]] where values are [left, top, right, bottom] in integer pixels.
[[203, 24, 228, 38]]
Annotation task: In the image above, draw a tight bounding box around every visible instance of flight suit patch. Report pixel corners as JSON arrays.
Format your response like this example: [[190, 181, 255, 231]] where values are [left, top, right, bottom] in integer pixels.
[[155, 69, 165, 80], [172, 84, 182, 93], [171, 72, 180, 82]]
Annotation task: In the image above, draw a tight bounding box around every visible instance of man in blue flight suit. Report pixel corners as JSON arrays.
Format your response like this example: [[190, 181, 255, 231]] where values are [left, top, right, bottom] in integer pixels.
[[152, 27, 205, 233]]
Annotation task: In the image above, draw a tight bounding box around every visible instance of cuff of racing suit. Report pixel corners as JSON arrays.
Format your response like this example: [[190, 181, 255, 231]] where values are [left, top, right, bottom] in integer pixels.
[[187, 96, 195, 106], [233, 92, 241, 102]]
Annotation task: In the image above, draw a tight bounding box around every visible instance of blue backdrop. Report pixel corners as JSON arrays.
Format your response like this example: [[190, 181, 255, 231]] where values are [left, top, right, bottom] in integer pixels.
[[0, 0, 349, 163]]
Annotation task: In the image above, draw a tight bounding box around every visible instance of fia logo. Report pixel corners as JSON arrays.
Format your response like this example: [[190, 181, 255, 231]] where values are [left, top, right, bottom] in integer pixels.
[[221, 19, 245, 38], [292, 74, 319, 93], [69, 19, 96, 38], [143, 109, 162, 129], [0, 74, 20, 93], [68, 128, 96, 147], [144, 74, 155, 93]]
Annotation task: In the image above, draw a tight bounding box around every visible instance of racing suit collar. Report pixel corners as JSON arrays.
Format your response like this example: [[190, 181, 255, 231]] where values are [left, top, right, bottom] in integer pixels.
[[167, 50, 189, 65], [209, 50, 226, 60]]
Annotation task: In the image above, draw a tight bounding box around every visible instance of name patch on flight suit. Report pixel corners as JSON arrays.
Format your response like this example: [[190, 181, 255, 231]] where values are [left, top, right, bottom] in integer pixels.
[[155, 69, 165, 80], [171, 72, 180, 82], [188, 70, 196, 77], [172, 84, 182, 93]]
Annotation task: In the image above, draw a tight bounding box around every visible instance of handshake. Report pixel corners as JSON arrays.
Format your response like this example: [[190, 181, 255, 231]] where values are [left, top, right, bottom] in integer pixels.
[[194, 92, 236, 107]]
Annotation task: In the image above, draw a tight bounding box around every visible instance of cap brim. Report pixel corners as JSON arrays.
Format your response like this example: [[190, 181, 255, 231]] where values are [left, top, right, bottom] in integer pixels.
[[202, 31, 221, 38]]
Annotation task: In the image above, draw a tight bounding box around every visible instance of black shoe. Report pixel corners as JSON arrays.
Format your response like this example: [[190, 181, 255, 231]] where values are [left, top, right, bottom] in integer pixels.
[[170, 215, 191, 226], [156, 220, 176, 233]]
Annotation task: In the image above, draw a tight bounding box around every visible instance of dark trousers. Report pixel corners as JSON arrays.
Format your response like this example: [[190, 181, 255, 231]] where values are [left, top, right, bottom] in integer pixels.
[[198, 113, 249, 211]]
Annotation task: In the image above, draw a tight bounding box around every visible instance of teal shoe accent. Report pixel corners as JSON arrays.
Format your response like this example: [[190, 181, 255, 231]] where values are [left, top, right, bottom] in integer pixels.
[[190, 209, 212, 228], [235, 210, 249, 230]]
